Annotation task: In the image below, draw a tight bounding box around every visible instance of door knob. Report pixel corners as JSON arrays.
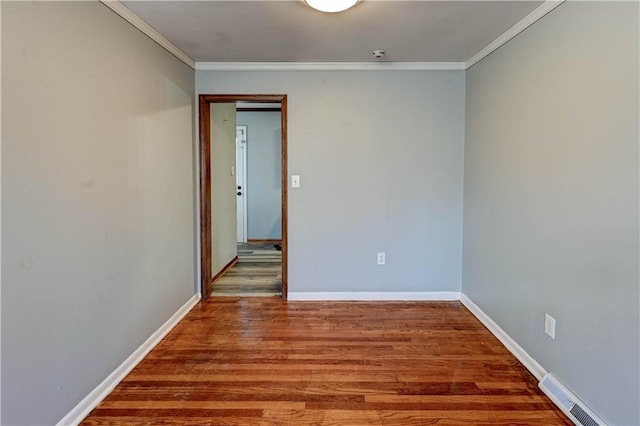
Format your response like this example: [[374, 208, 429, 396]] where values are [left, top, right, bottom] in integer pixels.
[[237, 191, 242, 196], [237, 186, 242, 190]]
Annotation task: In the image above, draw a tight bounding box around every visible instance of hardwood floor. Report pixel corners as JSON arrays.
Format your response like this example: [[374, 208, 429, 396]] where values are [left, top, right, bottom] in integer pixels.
[[81, 298, 570, 425]]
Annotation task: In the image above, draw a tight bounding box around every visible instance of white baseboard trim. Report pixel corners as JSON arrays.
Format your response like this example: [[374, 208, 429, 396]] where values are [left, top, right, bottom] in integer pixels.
[[460, 293, 547, 381], [56, 293, 202, 426], [287, 291, 461, 301]]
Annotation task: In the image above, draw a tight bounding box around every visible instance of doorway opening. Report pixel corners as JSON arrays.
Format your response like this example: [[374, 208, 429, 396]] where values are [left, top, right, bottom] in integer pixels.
[[199, 94, 288, 300]]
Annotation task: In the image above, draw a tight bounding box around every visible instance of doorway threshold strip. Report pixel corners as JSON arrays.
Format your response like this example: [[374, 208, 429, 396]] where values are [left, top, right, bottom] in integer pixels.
[[212, 292, 282, 297]]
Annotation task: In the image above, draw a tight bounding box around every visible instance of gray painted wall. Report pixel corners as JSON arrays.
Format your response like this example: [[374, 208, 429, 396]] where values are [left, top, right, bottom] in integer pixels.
[[1, 2, 195, 424], [463, 2, 639, 425], [237, 111, 282, 240], [211, 103, 238, 273], [197, 71, 465, 293]]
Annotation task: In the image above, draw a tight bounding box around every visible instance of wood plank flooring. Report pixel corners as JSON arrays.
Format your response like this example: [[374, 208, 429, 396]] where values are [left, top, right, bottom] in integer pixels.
[[81, 298, 570, 425], [212, 243, 282, 296]]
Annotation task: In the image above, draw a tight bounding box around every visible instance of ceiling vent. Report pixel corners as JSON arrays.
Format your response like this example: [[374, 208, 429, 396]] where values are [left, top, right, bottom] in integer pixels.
[[539, 374, 607, 426]]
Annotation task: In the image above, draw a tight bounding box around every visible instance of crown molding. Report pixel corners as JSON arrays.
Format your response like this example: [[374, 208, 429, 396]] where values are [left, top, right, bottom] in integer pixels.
[[101, 0, 563, 73], [100, 0, 196, 69], [195, 62, 466, 71], [465, 0, 564, 69]]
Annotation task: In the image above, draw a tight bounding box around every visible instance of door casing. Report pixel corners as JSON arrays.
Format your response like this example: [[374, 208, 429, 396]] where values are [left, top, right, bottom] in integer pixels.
[[199, 94, 288, 300]]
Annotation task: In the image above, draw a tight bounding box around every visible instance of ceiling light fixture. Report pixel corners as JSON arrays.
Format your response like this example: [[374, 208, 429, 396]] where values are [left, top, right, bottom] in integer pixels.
[[305, 0, 359, 13]]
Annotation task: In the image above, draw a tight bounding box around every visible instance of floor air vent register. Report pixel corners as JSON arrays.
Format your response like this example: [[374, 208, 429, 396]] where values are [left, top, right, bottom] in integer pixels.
[[539, 374, 607, 426]]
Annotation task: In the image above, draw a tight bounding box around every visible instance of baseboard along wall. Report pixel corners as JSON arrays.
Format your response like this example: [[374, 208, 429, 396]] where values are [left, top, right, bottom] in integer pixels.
[[56, 293, 201, 426], [287, 292, 461, 301], [58, 291, 562, 425], [246, 239, 282, 244], [212, 256, 239, 283], [459, 293, 547, 380]]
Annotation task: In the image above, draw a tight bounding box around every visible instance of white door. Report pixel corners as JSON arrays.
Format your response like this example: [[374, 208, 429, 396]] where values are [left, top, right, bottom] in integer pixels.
[[236, 126, 248, 243]]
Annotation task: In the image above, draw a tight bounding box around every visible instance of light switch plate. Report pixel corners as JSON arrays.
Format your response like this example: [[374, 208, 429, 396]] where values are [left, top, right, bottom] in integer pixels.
[[291, 175, 301, 188], [545, 314, 556, 339]]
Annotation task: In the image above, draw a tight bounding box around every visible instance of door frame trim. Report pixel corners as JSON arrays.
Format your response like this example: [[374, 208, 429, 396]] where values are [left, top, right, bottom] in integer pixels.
[[199, 94, 288, 300]]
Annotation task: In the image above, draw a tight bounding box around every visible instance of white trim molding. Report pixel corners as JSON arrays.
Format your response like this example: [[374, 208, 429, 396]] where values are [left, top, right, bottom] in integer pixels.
[[460, 293, 547, 380], [195, 62, 466, 71], [465, 0, 565, 69], [99, 0, 563, 72], [56, 293, 202, 426], [288, 291, 461, 301], [0, 2, 3, 422], [100, 0, 564, 72], [100, 0, 196, 69]]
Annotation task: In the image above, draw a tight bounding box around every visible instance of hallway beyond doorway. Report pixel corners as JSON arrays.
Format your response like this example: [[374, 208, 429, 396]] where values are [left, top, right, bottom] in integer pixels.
[[211, 242, 282, 296]]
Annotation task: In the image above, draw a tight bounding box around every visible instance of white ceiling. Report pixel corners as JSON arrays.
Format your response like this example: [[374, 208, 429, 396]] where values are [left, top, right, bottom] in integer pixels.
[[121, 1, 545, 63]]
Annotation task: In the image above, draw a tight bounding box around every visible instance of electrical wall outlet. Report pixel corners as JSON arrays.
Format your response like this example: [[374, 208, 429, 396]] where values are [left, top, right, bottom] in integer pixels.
[[377, 252, 385, 265], [545, 314, 556, 339]]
